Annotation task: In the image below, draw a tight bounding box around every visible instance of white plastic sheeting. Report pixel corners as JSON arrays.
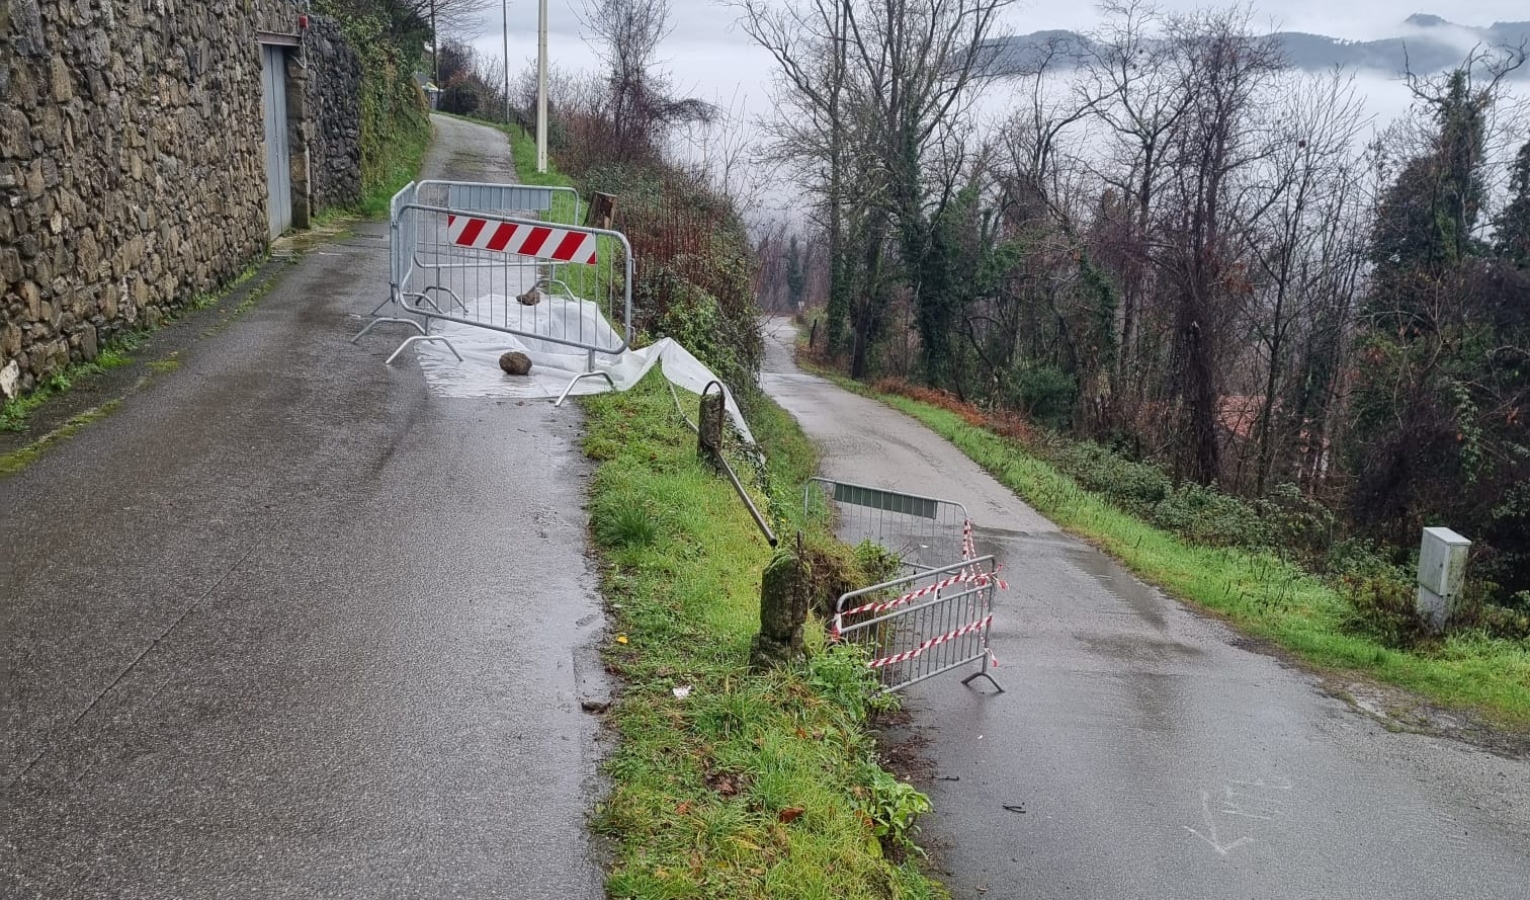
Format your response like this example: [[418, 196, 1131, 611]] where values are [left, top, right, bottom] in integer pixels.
[[412, 293, 756, 445]]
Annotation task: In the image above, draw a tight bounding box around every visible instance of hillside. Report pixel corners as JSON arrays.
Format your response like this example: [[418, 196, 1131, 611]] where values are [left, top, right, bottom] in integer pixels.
[[980, 12, 1530, 77]]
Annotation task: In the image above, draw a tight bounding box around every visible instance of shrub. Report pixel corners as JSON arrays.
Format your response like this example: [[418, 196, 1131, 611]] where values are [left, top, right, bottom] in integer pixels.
[[1051, 441, 1173, 512], [1154, 482, 1273, 548], [807, 644, 897, 721], [857, 766, 933, 855], [1009, 364, 1077, 430], [1257, 482, 1338, 556], [1341, 572, 1427, 647], [437, 83, 481, 115]]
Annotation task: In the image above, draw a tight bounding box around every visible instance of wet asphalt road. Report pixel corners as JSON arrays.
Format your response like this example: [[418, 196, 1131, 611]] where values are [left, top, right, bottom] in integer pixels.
[[761, 320, 1530, 899], [1, 116, 608, 898]]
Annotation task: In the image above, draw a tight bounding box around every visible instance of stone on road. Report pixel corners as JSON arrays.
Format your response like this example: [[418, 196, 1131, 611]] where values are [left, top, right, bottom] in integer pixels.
[[0, 116, 607, 899], [761, 318, 1530, 899]]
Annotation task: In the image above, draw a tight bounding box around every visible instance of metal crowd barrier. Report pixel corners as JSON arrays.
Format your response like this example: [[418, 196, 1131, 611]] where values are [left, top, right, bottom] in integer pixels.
[[833, 556, 1003, 693], [354, 180, 631, 403], [804, 477, 971, 572]]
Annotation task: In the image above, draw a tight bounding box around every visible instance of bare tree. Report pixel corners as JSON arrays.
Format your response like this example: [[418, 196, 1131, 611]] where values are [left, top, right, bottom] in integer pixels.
[[1226, 69, 1369, 492], [741, 0, 1016, 378], [737, 0, 858, 355], [580, 0, 714, 161], [1078, 0, 1198, 414]]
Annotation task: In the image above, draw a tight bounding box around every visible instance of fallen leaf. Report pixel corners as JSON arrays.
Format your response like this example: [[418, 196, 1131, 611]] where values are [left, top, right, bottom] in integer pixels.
[[676, 800, 692, 815], [615, 633, 628, 644], [778, 807, 805, 824]]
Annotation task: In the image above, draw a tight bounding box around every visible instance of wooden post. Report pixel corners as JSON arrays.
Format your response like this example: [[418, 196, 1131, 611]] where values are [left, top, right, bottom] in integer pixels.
[[750, 537, 811, 670], [587, 192, 617, 230]]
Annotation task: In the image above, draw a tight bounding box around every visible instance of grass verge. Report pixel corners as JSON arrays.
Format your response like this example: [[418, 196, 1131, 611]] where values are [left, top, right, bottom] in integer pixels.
[[0, 350, 131, 433], [584, 374, 947, 899], [1, 260, 266, 434], [827, 372, 1530, 727], [0, 401, 121, 476]]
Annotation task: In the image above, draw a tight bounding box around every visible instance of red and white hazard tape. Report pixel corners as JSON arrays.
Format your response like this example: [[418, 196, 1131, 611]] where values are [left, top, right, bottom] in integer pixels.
[[868, 616, 993, 669], [832, 569, 1008, 639], [833, 569, 984, 638], [446, 215, 600, 264]]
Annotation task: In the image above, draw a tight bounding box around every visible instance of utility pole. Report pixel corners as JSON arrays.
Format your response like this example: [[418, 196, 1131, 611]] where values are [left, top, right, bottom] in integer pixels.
[[536, 0, 548, 172], [502, 0, 511, 123]]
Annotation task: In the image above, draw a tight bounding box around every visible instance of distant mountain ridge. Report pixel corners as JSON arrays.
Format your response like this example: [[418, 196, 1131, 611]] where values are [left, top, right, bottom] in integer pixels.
[[980, 13, 1530, 78]]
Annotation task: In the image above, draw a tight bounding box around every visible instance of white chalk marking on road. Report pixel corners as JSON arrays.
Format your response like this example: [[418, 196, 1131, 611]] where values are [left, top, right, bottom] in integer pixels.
[[1185, 791, 1255, 856]]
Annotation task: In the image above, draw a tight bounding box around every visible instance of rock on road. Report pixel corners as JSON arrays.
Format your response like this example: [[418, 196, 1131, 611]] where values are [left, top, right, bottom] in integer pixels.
[[761, 318, 1530, 899], [0, 116, 608, 899]]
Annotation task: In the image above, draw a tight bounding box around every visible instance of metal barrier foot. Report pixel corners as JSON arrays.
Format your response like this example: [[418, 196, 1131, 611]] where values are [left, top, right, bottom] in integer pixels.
[[353, 316, 426, 343], [961, 670, 1005, 693], [554, 371, 617, 406], [384, 334, 462, 365]]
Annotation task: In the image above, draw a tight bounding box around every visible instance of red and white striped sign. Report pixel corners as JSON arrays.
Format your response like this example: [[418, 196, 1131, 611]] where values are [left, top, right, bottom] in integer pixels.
[[446, 215, 599, 264]]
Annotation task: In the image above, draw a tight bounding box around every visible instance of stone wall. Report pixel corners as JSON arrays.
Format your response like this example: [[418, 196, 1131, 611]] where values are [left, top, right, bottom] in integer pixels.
[[300, 16, 362, 214], [0, 0, 365, 399]]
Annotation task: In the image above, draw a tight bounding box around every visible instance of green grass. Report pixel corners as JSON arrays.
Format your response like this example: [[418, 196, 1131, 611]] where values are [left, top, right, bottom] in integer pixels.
[[2, 357, 117, 433], [584, 375, 947, 900], [846, 386, 1530, 727], [1, 327, 147, 432]]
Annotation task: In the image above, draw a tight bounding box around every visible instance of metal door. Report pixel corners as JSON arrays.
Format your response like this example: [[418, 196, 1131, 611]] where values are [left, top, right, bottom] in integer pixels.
[[261, 44, 291, 238]]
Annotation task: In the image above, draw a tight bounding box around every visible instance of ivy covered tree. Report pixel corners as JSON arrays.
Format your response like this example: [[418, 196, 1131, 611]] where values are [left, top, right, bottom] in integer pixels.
[[1493, 140, 1530, 267], [1348, 57, 1530, 599]]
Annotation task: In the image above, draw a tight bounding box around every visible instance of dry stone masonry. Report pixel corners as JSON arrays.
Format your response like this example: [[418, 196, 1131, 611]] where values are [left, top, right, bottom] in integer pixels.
[[0, 0, 365, 398], [299, 16, 361, 214]]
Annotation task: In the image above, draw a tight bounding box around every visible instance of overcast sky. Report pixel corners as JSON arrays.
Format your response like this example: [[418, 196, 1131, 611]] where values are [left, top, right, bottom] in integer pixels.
[[467, 1, 1530, 110], [463, 1, 1529, 211], [471, 1, 1530, 55]]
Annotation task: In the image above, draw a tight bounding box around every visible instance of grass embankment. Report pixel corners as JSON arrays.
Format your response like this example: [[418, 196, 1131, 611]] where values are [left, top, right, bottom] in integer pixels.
[[358, 123, 431, 220], [832, 377, 1530, 726], [584, 376, 945, 900], [358, 117, 430, 218]]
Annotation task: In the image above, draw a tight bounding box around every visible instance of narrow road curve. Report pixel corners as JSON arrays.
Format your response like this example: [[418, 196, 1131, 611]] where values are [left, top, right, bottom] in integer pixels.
[[1, 116, 608, 899], [761, 319, 1530, 899]]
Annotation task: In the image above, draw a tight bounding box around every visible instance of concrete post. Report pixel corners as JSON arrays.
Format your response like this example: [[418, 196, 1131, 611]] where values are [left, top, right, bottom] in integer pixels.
[[697, 390, 725, 471], [1418, 527, 1470, 631], [750, 541, 811, 670]]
